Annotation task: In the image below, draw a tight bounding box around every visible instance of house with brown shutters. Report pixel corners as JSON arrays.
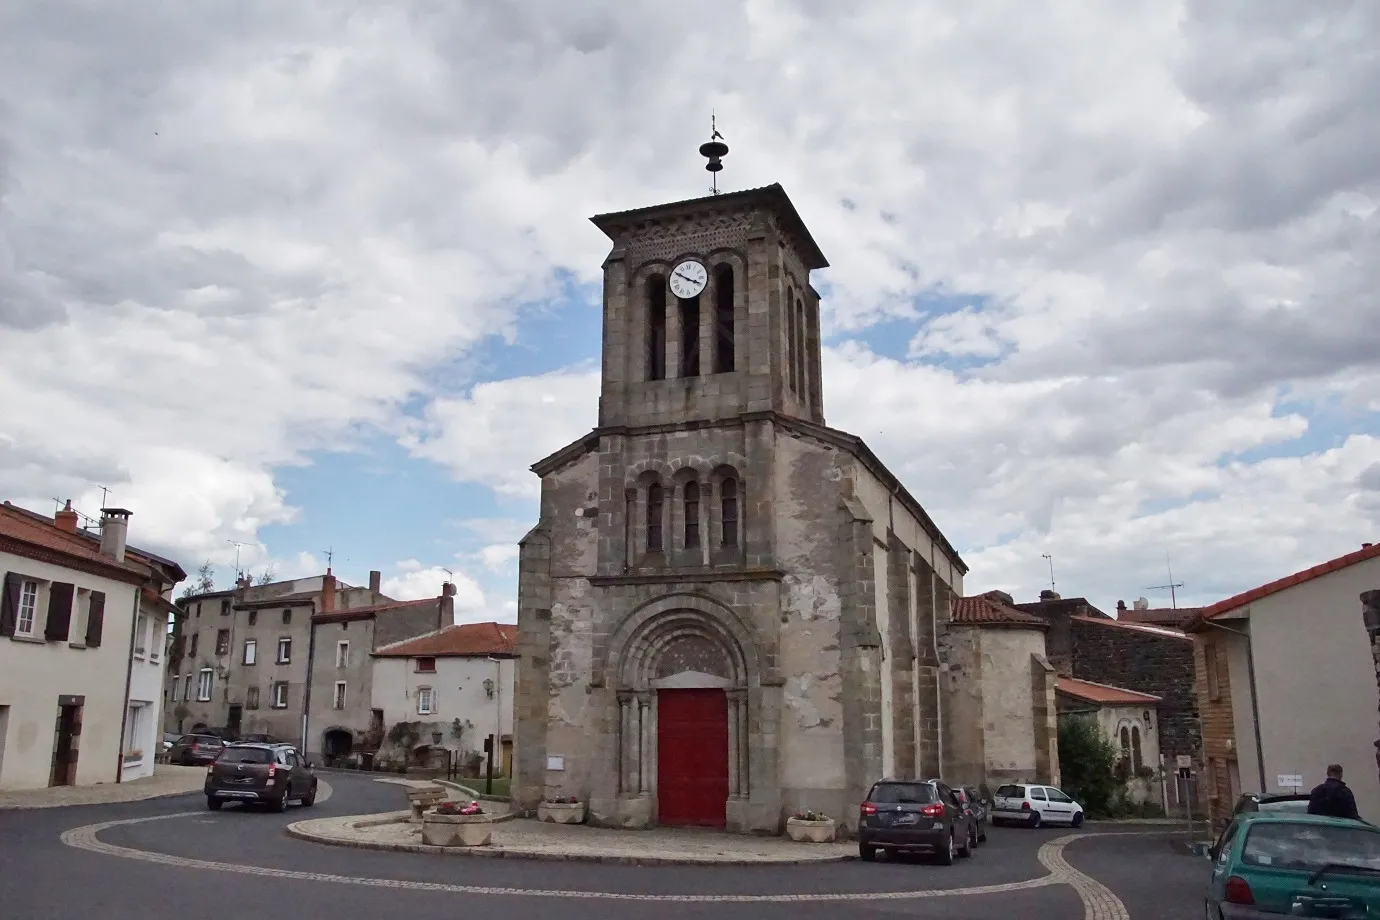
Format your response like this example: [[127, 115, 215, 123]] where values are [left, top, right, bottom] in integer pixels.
[[1, 500, 186, 790], [1186, 541, 1380, 828]]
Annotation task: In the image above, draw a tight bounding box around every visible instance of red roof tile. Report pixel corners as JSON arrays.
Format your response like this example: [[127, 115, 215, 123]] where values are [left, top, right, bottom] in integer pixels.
[[1199, 542, 1380, 621], [1056, 676, 1162, 706], [951, 592, 1049, 629], [0, 501, 151, 582], [373, 622, 517, 658], [313, 597, 434, 624]]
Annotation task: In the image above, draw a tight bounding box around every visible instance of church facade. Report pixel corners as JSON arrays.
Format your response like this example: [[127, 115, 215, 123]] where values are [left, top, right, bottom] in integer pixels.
[[512, 183, 1038, 834]]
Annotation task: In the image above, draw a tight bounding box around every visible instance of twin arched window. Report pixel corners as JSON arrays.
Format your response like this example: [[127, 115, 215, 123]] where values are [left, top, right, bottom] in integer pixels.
[[640, 474, 740, 553], [646, 265, 735, 381]]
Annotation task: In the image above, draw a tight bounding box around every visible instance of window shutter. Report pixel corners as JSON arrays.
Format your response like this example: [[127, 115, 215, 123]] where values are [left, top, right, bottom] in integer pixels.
[[45, 582, 75, 641], [86, 591, 106, 647], [0, 572, 19, 637]]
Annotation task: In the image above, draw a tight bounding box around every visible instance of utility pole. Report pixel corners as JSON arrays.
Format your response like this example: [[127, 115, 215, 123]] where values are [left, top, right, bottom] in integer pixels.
[[1041, 553, 1056, 593]]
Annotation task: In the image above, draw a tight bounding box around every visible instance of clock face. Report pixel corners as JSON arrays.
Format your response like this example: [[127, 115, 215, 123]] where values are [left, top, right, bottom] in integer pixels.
[[668, 260, 708, 299]]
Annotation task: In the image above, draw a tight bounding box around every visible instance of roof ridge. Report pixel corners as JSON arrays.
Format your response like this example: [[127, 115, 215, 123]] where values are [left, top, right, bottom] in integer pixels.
[[1201, 541, 1380, 620]]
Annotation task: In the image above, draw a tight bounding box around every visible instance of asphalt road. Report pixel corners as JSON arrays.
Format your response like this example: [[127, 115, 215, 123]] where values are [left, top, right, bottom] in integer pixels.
[[0, 772, 1209, 919]]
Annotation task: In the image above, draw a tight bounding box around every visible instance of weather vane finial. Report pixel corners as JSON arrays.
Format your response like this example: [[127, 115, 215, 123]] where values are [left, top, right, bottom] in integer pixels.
[[699, 111, 729, 195]]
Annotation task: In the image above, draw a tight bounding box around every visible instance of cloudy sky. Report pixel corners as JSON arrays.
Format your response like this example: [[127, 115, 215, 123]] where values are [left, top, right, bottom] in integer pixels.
[[2, 1, 1377, 623]]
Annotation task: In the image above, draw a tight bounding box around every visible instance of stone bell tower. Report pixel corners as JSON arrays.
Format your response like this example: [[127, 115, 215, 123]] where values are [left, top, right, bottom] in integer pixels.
[[512, 129, 969, 835]]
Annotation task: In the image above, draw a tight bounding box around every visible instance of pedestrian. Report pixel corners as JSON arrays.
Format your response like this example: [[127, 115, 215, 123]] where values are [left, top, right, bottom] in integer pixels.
[[1307, 764, 1361, 821]]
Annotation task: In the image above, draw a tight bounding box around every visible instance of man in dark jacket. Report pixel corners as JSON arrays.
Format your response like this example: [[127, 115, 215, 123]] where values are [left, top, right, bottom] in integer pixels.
[[1307, 764, 1361, 820]]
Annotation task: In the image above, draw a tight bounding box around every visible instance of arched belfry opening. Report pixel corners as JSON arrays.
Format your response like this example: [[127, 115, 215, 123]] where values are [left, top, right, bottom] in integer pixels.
[[606, 597, 756, 827]]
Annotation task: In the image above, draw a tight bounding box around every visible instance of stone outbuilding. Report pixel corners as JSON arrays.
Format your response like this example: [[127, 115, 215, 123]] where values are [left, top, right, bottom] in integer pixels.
[[512, 181, 1057, 835]]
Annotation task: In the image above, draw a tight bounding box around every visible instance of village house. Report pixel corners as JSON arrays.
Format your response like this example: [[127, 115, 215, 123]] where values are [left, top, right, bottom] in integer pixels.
[[1, 500, 185, 790], [370, 622, 517, 775], [1186, 541, 1380, 827], [167, 573, 452, 762], [1055, 677, 1164, 807], [512, 178, 1060, 835], [1017, 589, 1199, 813]]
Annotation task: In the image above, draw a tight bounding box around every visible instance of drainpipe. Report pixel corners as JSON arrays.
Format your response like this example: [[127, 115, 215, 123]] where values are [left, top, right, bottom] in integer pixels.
[[115, 586, 141, 783], [301, 611, 317, 755], [1203, 619, 1266, 793], [930, 543, 944, 778]]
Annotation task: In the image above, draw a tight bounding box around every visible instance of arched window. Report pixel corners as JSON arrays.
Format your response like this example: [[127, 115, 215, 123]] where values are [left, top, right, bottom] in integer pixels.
[[683, 481, 700, 548], [1119, 725, 1131, 762], [679, 295, 700, 377], [714, 265, 734, 373], [785, 286, 797, 393], [720, 477, 739, 547], [1131, 726, 1143, 772], [646, 482, 664, 552], [647, 275, 666, 381]]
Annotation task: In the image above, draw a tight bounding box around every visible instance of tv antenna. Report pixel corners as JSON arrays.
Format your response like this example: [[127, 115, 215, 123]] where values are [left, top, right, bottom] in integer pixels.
[[323, 546, 334, 572], [227, 541, 248, 578], [97, 485, 111, 509], [1040, 553, 1056, 593], [699, 112, 729, 195], [1147, 551, 1184, 608], [443, 567, 454, 583]]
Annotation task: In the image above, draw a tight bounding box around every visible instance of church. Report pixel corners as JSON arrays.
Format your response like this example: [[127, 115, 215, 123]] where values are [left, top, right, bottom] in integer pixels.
[[512, 145, 1060, 834]]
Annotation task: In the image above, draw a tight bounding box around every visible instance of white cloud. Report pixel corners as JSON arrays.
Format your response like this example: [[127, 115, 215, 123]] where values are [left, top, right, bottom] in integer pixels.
[[379, 559, 487, 615], [1, 1, 1377, 616]]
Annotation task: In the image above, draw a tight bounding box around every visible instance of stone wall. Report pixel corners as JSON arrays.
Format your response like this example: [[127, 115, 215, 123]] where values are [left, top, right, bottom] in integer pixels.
[[1364, 590, 1380, 787], [1069, 619, 1199, 763]]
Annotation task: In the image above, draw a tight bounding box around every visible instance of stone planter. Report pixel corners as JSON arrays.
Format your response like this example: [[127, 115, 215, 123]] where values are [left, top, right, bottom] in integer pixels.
[[538, 801, 586, 824], [421, 813, 493, 847], [785, 817, 837, 843]]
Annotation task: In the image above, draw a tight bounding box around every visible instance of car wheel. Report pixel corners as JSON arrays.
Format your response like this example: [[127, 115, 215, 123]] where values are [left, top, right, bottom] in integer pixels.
[[958, 825, 973, 858], [206, 796, 222, 811], [859, 843, 877, 861], [978, 823, 987, 843], [1029, 811, 1042, 829], [269, 790, 288, 813], [936, 831, 955, 865], [180, 752, 193, 766], [302, 782, 317, 807], [1070, 812, 1084, 828]]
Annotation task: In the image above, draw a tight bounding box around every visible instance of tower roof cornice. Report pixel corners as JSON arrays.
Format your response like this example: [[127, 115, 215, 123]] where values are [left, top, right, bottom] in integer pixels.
[[590, 183, 829, 271]]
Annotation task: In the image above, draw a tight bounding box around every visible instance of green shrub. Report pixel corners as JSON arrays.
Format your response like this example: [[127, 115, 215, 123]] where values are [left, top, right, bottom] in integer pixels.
[[1057, 716, 1120, 818]]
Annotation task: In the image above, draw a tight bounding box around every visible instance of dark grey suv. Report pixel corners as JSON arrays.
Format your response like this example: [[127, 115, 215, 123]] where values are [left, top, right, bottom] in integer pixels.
[[857, 779, 969, 864], [205, 743, 318, 812]]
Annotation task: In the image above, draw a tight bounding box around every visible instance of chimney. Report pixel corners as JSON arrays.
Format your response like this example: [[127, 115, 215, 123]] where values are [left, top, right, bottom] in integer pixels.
[[1116, 599, 1127, 613], [1365, 543, 1374, 550], [320, 569, 337, 613], [1039, 589, 1061, 601], [440, 582, 457, 626], [54, 500, 80, 533], [99, 508, 132, 562], [369, 570, 382, 594]]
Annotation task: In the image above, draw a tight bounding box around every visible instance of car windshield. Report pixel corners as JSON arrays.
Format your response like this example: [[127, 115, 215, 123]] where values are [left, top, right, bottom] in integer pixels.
[[996, 785, 1026, 799], [1241, 823, 1380, 874], [1258, 799, 1311, 814], [217, 748, 274, 764], [870, 783, 937, 804], [186, 736, 222, 745]]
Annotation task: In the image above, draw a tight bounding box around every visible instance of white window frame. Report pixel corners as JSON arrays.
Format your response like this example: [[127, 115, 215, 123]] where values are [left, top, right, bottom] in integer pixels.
[[336, 640, 349, 668], [16, 579, 39, 637], [196, 668, 214, 702], [125, 703, 146, 757], [183, 674, 193, 701], [271, 681, 289, 709], [149, 617, 161, 662], [169, 677, 180, 702], [277, 637, 291, 664], [243, 638, 257, 665], [333, 681, 347, 709], [416, 686, 435, 715], [134, 613, 149, 658]]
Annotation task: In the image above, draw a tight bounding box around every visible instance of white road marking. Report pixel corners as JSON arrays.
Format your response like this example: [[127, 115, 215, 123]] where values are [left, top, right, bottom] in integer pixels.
[[60, 804, 1143, 913]]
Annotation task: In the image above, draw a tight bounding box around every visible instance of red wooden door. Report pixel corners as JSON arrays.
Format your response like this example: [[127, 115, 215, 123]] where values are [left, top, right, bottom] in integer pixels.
[[656, 689, 728, 827]]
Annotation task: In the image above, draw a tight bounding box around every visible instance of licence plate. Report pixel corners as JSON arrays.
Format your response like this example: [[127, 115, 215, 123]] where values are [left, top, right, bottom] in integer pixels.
[[895, 814, 919, 825]]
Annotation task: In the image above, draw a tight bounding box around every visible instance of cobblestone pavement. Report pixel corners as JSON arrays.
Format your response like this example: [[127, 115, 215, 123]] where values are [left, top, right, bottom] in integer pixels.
[[0, 764, 208, 809]]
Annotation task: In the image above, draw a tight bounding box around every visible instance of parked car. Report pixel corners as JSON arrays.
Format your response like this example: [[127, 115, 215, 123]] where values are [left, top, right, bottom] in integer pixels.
[[168, 733, 225, 766], [857, 778, 971, 864], [1232, 792, 1312, 818], [161, 732, 180, 754], [1205, 811, 1380, 917], [953, 784, 988, 844], [237, 733, 281, 744], [204, 743, 318, 812], [991, 783, 1085, 828]]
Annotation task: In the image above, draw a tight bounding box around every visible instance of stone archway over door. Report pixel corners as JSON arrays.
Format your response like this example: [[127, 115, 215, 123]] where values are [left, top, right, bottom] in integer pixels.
[[657, 688, 728, 826]]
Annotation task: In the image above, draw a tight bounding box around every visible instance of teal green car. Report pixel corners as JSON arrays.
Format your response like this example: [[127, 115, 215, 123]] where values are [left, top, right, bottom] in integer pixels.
[[1206, 812, 1380, 918]]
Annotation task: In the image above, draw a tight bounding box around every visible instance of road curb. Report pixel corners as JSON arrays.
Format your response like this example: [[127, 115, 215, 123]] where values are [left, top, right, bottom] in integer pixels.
[[284, 818, 856, 866]]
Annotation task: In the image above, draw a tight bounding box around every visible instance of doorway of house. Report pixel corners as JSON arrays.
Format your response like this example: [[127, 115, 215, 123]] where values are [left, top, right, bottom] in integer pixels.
[[50, 701, 82, 786], [656, 688, 728, 827], [227, 705, 243, 738]]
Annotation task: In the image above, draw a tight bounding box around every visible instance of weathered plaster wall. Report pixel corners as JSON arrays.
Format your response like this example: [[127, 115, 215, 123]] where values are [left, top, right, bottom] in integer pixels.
[[940, 626, 986, 786], [979, 628, 1047, 784]]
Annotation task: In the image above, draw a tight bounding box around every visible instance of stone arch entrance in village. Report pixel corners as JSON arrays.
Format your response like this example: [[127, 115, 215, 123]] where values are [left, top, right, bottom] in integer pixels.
[[604, 594, 757, 827]]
